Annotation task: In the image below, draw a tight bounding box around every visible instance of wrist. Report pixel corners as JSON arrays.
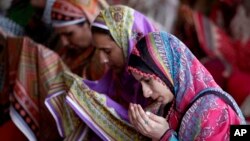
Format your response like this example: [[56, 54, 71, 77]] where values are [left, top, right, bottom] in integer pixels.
[[159, 128, 173, 141]]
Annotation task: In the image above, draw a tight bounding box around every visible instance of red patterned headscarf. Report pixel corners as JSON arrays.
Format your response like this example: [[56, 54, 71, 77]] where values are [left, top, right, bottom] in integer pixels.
[[51, 0, 108, 27]]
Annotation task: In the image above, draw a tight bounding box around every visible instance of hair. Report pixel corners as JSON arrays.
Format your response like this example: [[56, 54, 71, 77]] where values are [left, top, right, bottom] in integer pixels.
[[91, 26, 115, 41]]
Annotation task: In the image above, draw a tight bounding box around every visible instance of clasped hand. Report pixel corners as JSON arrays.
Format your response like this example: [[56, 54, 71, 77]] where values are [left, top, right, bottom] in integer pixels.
[[128, 103, 169, 140]]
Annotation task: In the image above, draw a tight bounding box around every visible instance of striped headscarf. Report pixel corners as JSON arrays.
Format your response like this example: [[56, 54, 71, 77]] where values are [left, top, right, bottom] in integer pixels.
[[51, 0, 108, 27], [91, 5, 158, 59], [45, 5, 159, 140], [87, 5, 159, 112], [128, 31, 244, 121]]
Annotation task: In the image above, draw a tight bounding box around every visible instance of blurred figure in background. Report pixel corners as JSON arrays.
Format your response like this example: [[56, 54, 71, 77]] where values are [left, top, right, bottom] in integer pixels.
[[107, 0, 180, 33], [5, 0, 54, 44], [0, 1, 26, 141], [173, 0, 250, 122], [0, 0, 108, 140], [0, 0, 25, 36], [0, 29, 67, 141], [50, 0, 108, 80]]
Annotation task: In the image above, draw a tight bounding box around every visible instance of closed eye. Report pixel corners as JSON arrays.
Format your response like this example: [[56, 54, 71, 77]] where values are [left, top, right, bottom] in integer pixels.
[[61, 32, 73, 37], [103, 49, 111, 54]]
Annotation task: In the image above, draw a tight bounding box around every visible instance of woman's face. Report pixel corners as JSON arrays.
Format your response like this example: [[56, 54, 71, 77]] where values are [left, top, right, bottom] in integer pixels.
[[92, 32, 125, 74], [132, 71, 174, 105], [55, 23, 92, 50]]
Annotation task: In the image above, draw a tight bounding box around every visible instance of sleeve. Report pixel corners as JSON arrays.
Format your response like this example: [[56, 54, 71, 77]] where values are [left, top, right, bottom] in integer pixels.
[[178, 94, 242, 141], [160, 129, 179, 141]]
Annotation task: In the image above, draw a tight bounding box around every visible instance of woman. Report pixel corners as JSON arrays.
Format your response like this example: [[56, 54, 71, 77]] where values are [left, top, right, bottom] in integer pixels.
[[0, 34, 67, 140], [127, 31, 245, 140], [45, 5, 159, 140], [85, 4, 159, 107], [49, 0, 108, 80]]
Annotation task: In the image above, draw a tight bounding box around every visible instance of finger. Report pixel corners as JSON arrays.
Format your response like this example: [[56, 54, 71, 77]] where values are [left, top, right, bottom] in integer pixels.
[[134, 105, 150, 130], [130, 103, 137, 121], [128, 103, 136, 126], [130, 104, 141, 128], [148, 112, 166, 123], [137, 105, 156, 131], [130, 104, 145, 132], [128, 104, 133, 125], [133, 105, 149, 135], [138, 105, 148, 120]]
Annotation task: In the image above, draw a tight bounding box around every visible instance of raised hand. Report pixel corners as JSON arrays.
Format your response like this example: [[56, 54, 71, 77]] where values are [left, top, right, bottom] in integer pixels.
[[128, 103, 170, 140]]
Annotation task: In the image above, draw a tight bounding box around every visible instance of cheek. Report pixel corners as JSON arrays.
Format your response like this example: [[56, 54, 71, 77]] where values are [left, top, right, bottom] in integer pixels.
[[111, 51, 124, 65], [157, 86, 166, 96], [157, 85, 171, 101], [165, 90, 174, 103]]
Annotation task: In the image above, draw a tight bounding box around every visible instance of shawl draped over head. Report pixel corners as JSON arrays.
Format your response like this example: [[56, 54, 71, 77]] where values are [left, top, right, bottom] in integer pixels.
[[0, 36, 68, 141], [51, 0, 108, 27], [85, 4, 159, 106], [91, 4, 158, 60], [45, 5, 159, 141], [128, 31, 245, 130]]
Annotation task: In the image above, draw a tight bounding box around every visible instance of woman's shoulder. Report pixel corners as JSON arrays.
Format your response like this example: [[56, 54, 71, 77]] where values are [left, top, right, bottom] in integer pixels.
[[182, 93, 242, 127], [194, 94, 229, 110], [186, 93, 240, 118], [179, 94, 241, 140]]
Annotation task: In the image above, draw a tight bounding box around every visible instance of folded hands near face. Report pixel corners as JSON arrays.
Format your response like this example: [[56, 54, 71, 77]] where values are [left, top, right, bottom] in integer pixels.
[[128, 103, 169, 140]]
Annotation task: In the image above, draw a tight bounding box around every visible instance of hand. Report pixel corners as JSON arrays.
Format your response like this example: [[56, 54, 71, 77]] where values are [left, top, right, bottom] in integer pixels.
[[128, 103, 170, 140]]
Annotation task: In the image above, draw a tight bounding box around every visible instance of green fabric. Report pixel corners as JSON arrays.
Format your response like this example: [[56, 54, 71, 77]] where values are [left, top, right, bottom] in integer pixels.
[[7, 2, 35, 27]]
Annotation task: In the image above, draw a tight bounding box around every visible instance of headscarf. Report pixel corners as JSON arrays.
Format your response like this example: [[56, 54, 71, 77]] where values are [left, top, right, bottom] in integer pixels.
[[85, 5, 158, 108], [51, 0, 108, 27], [128, 31, 245, 121], [3, 36, 68, 140], [91, 4, 158, 60], [45, 5, 158, 140], [42, 0, 55, 24]]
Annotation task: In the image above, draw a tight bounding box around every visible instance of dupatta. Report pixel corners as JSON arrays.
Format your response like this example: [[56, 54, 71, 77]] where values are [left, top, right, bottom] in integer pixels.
[[45, 5, 158, 141], [1, 36, 67, 140], [128, 31, 245, 140]]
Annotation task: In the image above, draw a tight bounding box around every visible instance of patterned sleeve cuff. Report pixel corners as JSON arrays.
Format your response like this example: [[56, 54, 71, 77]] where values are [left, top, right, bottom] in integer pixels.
[[160, 129, 178, 141]]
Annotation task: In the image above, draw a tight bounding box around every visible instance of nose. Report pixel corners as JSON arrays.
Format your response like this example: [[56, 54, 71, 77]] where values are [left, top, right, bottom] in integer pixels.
[[59, 35, 69, 47], [99, 51, 109, 64], [141, 82, 152, 98]]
